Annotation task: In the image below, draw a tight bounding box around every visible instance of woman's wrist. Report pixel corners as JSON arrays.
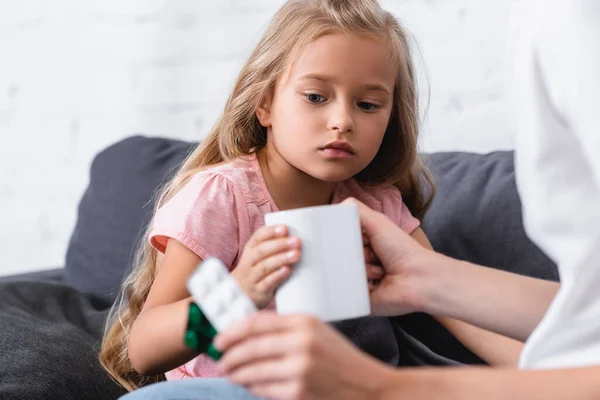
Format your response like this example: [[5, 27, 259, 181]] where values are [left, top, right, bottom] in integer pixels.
[[416, 251, 467, 317], [377, 368, 437, 400], [358, 361, 403, 400]]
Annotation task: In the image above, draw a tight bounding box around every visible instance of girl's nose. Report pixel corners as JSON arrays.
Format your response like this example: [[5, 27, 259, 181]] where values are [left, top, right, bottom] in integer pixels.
[[326, 103, 355, 133]]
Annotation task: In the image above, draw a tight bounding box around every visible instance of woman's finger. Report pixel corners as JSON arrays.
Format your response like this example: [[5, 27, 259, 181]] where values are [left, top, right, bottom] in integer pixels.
[[366, 264, 384, 280], [364, 246, 382, 265], [227, 354, 303, 386], [219, 329, 303, 374], [215, 313, 313, 351], [363, 245, 373, 263], [362, 230, 370, 247], [247, 381, 299, 400]]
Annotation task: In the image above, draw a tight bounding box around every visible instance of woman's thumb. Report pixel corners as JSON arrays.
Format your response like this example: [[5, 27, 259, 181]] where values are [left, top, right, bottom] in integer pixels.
[[342, 197, 379, 235]]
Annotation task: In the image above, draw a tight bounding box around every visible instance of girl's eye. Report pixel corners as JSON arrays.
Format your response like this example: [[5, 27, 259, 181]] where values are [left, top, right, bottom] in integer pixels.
[[358, 102, 380, 112], [305, 93, 326, 104]]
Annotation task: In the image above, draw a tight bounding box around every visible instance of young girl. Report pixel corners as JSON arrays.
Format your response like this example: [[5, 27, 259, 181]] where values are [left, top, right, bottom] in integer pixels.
[[101, 0, 522, 392]]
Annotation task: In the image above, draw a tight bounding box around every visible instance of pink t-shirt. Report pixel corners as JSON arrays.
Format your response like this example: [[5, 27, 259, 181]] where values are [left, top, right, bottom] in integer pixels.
[[149, 155, 420, 380]]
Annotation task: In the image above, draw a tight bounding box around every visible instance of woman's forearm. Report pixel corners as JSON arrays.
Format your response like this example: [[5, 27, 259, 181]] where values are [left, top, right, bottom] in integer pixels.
[[423, 254, 559, 342], [128, 297, 197, 376], [381, 366, 600, 400], [435, 316, 524, 366]]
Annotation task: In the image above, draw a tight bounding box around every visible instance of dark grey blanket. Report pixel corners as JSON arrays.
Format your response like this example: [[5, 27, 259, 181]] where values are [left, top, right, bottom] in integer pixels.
[[0, 280, 464, 400], [334, 316, 466, 368], [0, 281, 126, 400]]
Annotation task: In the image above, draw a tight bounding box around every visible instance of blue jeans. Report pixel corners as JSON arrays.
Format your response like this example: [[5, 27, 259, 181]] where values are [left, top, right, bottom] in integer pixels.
[[119, 378, 264, 400]]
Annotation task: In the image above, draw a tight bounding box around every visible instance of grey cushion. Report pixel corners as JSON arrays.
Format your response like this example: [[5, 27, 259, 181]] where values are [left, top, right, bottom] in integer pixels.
[[423, 151, 556, 280], [65, 136, 194, 306], [0, 268, 65, 284], [0, 281, 126, 400], [394, 151, 558, 364]]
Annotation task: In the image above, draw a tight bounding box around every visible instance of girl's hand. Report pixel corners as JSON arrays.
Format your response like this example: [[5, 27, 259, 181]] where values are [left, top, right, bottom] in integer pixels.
[[231, 225, 301, 309]]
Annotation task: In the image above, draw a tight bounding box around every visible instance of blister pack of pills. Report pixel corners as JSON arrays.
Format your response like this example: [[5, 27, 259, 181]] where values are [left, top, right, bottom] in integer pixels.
[[187, 257, 258, 333]]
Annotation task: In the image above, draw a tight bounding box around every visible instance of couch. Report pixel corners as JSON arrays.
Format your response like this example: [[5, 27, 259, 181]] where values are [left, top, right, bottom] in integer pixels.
[[0, 135, 558, 399]]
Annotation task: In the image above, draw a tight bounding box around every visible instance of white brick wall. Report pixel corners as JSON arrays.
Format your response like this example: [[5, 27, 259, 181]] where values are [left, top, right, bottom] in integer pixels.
[[0, 0, 514, 275]]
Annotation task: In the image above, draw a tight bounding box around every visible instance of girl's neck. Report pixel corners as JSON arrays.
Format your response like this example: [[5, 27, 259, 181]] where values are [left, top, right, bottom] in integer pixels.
[[256, 146, 338, 211]]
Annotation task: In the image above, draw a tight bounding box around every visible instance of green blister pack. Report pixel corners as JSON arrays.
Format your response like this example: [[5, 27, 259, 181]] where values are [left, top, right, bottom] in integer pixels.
[[184, 302, 222, 361]]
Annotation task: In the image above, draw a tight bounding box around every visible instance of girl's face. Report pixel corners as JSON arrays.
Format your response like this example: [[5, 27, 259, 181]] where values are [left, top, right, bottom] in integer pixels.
[[257, 33, 396, 183]]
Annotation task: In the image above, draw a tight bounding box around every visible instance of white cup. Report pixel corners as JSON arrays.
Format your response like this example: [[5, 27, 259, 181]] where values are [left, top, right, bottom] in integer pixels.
[[264, 203, 371, 322]]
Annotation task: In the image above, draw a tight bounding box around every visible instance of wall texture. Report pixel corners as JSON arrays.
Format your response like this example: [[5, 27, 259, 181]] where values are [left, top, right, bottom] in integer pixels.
[[0, 0, 514, 275]]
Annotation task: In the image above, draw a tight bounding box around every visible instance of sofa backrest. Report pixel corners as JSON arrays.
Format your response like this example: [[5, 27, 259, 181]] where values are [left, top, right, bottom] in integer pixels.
[[422, 151, 557, 280], [65, 136, 557, 308], [65, 136, 194, 306]]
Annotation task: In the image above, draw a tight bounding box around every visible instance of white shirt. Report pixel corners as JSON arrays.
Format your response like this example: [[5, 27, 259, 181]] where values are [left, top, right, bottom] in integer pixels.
[[509, 0, 600, 369]]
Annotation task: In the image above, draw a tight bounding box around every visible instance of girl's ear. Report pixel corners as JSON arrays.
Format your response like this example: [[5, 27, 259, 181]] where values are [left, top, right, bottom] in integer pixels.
[[256, 93, 273, 128]]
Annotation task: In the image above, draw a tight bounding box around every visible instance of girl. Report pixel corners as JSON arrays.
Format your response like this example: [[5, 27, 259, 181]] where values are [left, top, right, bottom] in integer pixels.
[[101, 0, 522, 392]]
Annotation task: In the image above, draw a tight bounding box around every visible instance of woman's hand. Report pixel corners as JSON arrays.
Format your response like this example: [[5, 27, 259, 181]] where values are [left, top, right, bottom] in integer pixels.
[[215, 312, 395, 400], [231, 225, 301, 309], [364, 232, 386, 291], [345, 198, 441, 316]]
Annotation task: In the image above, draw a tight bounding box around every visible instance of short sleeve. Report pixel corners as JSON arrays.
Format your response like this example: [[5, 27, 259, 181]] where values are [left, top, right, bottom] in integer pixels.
[[380, 187, 420, 234], [149, 172, 240, 268]]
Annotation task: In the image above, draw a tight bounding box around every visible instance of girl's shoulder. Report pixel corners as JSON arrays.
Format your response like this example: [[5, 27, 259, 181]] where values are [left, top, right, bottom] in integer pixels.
[[195, 157, 255, 181], [189, 156, 267, 204], [337, 180, 401, 212], [338, 180, 418, 232]]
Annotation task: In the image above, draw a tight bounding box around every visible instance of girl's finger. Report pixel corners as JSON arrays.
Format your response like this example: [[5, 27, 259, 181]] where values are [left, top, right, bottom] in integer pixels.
[[246, 224, 289, 248], [255, 265, 293, 294], [246, 237, 301, 268], [251, 246, 300, 282]]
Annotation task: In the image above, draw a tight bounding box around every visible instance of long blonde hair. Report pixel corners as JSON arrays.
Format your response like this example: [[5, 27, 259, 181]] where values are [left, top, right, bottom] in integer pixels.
[[100, 0, 434, 391]]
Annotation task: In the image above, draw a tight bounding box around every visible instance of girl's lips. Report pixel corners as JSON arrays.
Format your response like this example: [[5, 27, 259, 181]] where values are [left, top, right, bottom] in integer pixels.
[[319, 140, 355, 158], [320, 148, 354, 158], [321, 140, 355, 153]]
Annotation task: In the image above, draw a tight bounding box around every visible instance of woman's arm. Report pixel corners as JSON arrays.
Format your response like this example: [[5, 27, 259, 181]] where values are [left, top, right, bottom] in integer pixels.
[[355, 199, 559, 342], [383, 365, 600, 400], [410, 228, 525, 366], [433, 317, 524, 366], [424, 256, 559, 343]]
